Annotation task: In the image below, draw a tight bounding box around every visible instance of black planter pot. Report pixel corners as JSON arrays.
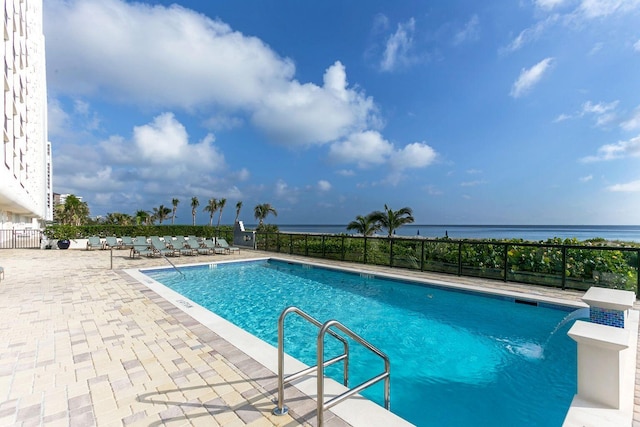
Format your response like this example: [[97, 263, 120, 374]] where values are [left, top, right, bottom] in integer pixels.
[[57, 239, 71, 250]]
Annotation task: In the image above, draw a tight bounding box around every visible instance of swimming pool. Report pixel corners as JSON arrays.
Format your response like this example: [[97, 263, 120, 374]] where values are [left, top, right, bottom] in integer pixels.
[[142, 258, 579, 426]]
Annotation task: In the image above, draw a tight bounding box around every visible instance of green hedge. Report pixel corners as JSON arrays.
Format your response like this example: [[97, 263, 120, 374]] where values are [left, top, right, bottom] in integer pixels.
[[44, 224, 235, 242]]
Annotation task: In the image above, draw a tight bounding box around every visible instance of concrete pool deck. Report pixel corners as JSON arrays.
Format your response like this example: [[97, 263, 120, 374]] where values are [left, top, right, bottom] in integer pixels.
[[0, 248, 639, 426]]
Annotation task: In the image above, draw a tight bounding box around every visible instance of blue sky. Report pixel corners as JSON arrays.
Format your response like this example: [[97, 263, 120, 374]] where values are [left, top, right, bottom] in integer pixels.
[[44, 0, 640, 225]]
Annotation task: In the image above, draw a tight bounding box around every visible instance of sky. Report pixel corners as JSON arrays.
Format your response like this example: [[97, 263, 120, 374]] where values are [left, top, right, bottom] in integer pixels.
[[44, 0, 640, 226]]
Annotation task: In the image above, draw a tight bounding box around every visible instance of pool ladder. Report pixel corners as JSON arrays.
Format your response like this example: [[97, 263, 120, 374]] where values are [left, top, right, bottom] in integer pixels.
[[272, 306, 390, 426]]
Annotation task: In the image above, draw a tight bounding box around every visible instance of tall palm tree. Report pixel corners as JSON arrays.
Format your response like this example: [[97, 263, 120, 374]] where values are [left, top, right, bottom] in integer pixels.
[[171, 198, 179, 224], [153, 205, 172, 224], [254, 203, 277, 226], [369, 204, 415, 238], [234, 201, 243, 223], [190, 196, 199, 226], [346, 214, 381, 236], [203, 198, 218, 226], [216, 198, 227, 236]]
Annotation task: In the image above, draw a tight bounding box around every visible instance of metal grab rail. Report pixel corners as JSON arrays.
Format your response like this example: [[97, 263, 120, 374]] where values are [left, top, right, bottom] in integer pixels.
[[272, 306, 390, 426]]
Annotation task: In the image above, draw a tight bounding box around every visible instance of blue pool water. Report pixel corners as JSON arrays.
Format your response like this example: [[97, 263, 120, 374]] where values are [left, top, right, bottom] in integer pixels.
[[143, 259, 578, 426]]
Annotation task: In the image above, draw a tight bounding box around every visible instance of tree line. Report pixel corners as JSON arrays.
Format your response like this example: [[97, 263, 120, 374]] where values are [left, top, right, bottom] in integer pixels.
[[54, 195, 279, 231], [54, 195, 414, 237]]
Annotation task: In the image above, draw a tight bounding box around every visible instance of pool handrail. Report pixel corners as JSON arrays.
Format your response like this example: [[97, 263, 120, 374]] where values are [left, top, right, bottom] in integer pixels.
[[272, 306, 391, 426]]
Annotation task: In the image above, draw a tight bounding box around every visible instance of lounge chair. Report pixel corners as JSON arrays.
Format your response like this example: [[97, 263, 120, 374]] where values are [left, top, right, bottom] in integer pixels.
[[185, 237, 211, 255], [135, 236, 148, 245], [105, 236, 121, 249], [171, 238, 195, 256], [150, 236, 178, 257], [130, 243, 155, 258], [216, 238, 240, 254], [86, 236, 104, 250], [201, 239, 226, 254], [120, 236, 135, 249]]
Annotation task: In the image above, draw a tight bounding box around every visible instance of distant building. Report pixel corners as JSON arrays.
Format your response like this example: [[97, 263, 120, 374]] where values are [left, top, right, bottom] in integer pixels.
[[0, 0, 51, 230], [53, 193, 82, 207]]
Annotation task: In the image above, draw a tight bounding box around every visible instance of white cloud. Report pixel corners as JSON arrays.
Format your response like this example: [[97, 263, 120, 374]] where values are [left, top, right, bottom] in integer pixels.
[[274, 179, 299, 203], [534, 0, 570, 10], [578, 0, 640, 19], [510, 57, 555, 98], [251, 61, 378, 146], [580, 135, 640, 162], [460, 180, 487, 187], [621, 106, 640, 131], [317, 180, 332, 191], [554, 113, 572, 122], [580, 175, 593, 182], [607, 180, 640, 192], [390, 142, 437, 170], [634, 39, 640, 52], [235, 168, 250, 182], [425, 185, 443, 196], [501, 16, 558, 54], [329, 132, 438, 183], [47, 98, 70, 137], [380, 18, 416, 72], [45, 1, 380, 148], [131, 113, 224, 169], [453, 15, 480, 45], [45, 0, 295, 109], [554, 100, 619, 126], [504, 2, 640, 55], [329, 131, 394, 167], [336, 169, 355, 177]]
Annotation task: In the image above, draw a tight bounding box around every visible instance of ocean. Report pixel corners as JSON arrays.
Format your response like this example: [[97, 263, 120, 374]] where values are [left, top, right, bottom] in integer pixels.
[[247, 224, 640, 243]]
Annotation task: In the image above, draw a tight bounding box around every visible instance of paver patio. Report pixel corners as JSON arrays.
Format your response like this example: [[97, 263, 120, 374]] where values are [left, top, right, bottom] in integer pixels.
[[0, 247, 639, 426]]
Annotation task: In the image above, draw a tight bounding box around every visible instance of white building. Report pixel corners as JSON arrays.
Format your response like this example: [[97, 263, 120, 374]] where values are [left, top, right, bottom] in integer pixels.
[[0, 0, 51, 230]]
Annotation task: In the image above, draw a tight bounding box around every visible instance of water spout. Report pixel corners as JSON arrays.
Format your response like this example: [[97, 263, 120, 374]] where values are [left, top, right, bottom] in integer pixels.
[[546, 307, 590, 344]]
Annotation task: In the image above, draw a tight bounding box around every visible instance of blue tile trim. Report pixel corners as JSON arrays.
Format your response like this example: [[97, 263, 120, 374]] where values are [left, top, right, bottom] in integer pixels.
[[590, 306, 625, 328]]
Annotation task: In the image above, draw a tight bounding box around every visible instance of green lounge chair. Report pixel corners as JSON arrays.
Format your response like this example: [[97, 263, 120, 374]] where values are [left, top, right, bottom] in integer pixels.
[[131, 243, 155, 258], [105, 236, 121, 249], [185, 237, 211, 255], [216, 238, 240, 254], [86, 236, 104, 250], [120, 236, 135, 249], [171, 238, 195, 256], [201, 239, 226, 254], [150, 236, 178, 257]]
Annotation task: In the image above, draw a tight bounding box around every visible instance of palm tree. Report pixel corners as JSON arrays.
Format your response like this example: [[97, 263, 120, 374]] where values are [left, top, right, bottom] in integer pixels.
[[135, 210, 151, 226], [190, 197, 199, 226], [153, 205, 172, 224], [346, 214, 381, 236], [171, 198, 179, 224], [56, 195, 90, 226], [369, 204, 415, 238], [216, 198, 227, 236], [203, 198, 218, 226], [234, 201, 243, 223], [254, 203, 277, 226], [105, 212, 132, 225]]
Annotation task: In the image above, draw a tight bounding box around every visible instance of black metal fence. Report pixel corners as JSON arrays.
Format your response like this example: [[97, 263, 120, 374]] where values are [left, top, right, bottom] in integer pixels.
[[256, 232, 640, 298], [0, 229, 43, 249]]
